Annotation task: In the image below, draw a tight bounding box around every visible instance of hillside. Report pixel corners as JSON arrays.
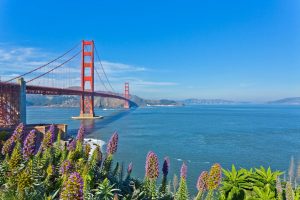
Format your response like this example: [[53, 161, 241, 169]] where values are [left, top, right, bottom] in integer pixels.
[[182, 98, 237, 105], [26, 94, 183, 108], [267, 97, 300, 105]]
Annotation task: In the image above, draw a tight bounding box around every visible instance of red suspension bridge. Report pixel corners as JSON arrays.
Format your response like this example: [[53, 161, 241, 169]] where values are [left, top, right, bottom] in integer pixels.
[[0, 40, 133, 128]]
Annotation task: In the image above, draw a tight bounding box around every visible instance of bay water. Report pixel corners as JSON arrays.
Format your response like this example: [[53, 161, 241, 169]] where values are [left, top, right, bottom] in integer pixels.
[[27, 105, 300, 192]]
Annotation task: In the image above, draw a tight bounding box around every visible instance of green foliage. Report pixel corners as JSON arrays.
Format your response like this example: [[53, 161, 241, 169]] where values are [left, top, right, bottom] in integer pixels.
[[93, 178, 120, 200]]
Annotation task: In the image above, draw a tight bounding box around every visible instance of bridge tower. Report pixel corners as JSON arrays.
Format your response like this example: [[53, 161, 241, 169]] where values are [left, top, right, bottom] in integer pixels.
[[73, 40, 100, 119], [124, 82, 130, 109]]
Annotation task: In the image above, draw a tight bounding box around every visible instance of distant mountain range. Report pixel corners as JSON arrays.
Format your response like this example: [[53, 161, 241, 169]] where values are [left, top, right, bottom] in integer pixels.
[[267, 97, 300, 105], [26, 95, 300, 108], [26, 94, 183, 108], [182, 98, 238, 105]]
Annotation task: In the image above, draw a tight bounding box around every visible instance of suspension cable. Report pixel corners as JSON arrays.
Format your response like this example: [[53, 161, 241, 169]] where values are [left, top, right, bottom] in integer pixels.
[[27, 50, 81, 83], [95, 67, 109, 91], [6, 42, 81, 82], [94, 45, 115, 92]]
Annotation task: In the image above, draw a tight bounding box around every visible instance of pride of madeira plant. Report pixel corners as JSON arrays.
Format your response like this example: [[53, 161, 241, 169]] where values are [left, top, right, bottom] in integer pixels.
[[0, 123, 296, 200]]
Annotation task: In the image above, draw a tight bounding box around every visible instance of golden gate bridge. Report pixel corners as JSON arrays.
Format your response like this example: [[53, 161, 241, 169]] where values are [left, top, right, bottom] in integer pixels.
[[0, 40, 133, 128]]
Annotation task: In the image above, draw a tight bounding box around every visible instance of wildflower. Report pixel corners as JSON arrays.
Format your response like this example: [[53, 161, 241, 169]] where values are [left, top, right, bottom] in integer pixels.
[[145, 151, 159, 180], [17, 170, 33, 195], [90, 145, 102, 167], [107, 132, 118, 154], [76, 125, 85, 143], [11, 123, 25, 142], [1, 123, 24, 155], [48, 124, 55, 144], [286, 182, 294, 200], [276, 176, 283, 200], [176, 163, 189, 200], [197, 171, 208, 192], [1, 137, 14, 155], [207, 163, 222, 190], [162, 157, 170, 176], [47, 164, 55, 177], [180, 162, 187, 179], [8, 142, 22, 171], [23, 129, 36, 160], [160, 157, 170, 194], [60, 172, 84, 200], [40, 128, 54, 151], [60, 160, 72, 174], [84, 143, 91, 160], [127, 162, 133, 174], [68, 139, 76, 151]]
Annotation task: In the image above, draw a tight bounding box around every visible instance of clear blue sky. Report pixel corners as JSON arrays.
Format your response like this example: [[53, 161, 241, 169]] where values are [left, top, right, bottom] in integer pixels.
[[0, 0, 300, 101]]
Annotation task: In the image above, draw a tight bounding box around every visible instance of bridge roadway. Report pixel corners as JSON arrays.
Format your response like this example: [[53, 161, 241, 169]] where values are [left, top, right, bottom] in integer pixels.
[[1, 81, 128, 101]]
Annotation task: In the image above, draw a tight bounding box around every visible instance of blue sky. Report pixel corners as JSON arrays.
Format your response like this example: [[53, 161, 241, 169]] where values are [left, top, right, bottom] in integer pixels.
[[0, 0, 300, 101]]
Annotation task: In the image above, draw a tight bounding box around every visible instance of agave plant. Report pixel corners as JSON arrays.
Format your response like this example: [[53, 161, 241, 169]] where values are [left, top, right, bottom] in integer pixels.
[[250, 166, 283, 189], [248, 186, 276, 200], [93, 178, 120, 200], [220, 165, 253, 199]]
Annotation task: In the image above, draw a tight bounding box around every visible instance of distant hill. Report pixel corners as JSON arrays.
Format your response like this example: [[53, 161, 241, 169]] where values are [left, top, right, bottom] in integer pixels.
[[26, 94, 183, 108], [267, 97, 300, 105], [182, 98, 238, 105]]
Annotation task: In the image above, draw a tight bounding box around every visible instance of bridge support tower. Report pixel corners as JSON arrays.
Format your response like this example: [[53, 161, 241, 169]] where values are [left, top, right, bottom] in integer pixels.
[[72, 40, 101, 119], [124, 82, 130, 109], [18, 78, 26, 124]]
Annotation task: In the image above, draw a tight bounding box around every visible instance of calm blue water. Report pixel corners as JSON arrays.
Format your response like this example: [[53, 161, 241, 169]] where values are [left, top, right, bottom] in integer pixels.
[[27, 105, 300, 191]]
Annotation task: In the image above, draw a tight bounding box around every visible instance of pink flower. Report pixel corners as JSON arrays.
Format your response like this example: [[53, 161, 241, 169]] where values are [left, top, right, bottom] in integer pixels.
[[180, 162, 187, 179], [107, 132, 118, 154], [197, 171, 208, 192], [145, 151, 159, 180]]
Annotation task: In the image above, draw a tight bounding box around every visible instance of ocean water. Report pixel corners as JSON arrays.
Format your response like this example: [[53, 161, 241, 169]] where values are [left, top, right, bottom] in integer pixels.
[[27, 105, 300, 192]]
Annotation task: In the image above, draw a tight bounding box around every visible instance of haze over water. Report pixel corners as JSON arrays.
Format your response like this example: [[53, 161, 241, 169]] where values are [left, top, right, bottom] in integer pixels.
[[28, 105, 300, 191]]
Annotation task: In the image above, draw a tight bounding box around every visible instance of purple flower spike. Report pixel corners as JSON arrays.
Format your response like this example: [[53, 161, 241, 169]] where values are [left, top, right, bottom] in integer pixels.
[[2, 123, 24, 155], [11, 123, 25, 142], [107, 132, 118, 155], [76, 125, 85, 142], [162, 157, 170, 176], [1, 137, 14, 155], [145, 151, 159, 180], [180, 162, 187, 179], [127, 162, 133, 174], [197, 171, 208, 192], [68, 139, 76, 151], [60, 160, 72, 174], [61, 172, 84, 200], [48, 124, 55, 143], [23, 130, 36, 160]]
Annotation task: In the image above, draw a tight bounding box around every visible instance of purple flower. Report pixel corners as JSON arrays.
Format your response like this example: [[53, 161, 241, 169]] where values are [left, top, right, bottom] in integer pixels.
[[197, 171, 208, 192], [76, 125, 85, 143], [23, 130, 36, 160], [145, 151, 159, 180], [162, 157, 170, 176], [60, 160, 72, 174], [1, 123, 24, 155], [68, 139, 76, 151], [48, 124, 55, 144], [127, 162, 133, 174], [11, 123, 25, 142], [180, 162, 187, 179], [106, 132, 118, 155], [1, 137, 14, 155], [60, 172, 84, 200]]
